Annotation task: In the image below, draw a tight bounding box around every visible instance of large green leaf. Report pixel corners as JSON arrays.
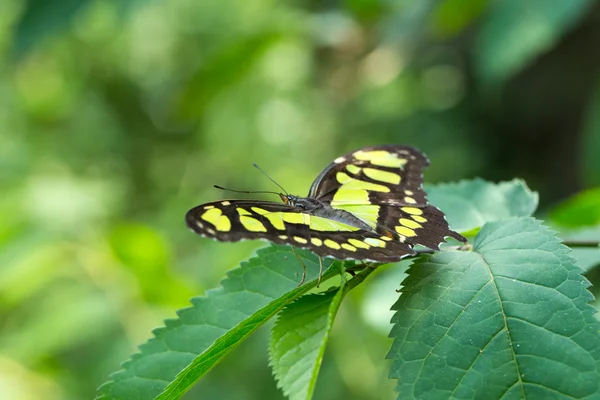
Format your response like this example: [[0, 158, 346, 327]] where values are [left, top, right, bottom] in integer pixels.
[[474, 0, 594, 84], [426, 179, 538, 234], [97, 245, 337, 400], [269, 278, 346, 400], [388, 217, 600, 399]]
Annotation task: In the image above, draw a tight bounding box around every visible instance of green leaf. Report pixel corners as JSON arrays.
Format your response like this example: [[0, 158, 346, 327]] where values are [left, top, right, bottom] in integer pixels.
[[388, 217, 600, 399], [474, 0, 593, 84], [550, 187, 600, 228], [97, 245, 338, 400], [426, 179, 538, 234], [269, 278, 346, 400]]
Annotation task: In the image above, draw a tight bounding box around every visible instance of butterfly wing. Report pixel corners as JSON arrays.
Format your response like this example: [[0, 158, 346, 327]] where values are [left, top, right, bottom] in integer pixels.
[[185, 200, 417, 262], [308, 145, 430, 206], [307, 145, 465, 248]]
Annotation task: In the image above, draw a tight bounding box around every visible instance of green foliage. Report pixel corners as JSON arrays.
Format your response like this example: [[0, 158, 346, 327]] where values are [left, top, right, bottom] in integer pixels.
[[11, 0, 92, 57], [269, 279, 346, 400], [561, 227, 600, 273], [389, 217, 600, 398], [426, 179, 538, 234], [3, 1, 600, 399], [97, 246, 336, 399], [430, 0, 488, 37], [550, 187, 600, 228], [474, 0, 594, 83]]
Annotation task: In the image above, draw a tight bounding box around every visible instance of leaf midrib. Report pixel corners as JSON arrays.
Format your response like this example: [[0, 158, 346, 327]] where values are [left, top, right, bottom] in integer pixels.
[[475, 250, 526, 399]]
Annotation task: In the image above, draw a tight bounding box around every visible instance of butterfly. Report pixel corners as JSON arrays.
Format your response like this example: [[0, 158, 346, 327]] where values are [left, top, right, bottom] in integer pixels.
[[186, 145, 465, 279]]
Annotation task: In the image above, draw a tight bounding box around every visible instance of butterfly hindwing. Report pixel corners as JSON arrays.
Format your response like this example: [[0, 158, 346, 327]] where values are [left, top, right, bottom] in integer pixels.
[[308, 145, 430, 207], [375, 204, 465, 249]]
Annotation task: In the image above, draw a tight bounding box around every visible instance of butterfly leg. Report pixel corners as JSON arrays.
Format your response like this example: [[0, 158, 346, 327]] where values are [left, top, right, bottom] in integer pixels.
[[290, 246, 307, 286], [316, 256, 324, 287]]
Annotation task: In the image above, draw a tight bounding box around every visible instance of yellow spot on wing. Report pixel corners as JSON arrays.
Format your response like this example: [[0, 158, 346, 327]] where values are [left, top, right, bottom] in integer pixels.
[[331, 189, 369, 205], [331, 204, 379, 229], [251, 207, 270, 215], [353, 150, 407, 168], [412, 215, 427, 223], [364, 238, 386, 247], [401, 207, 423, 215], [336, 172, 352, 184], [282, 212, 309, 225], [324, 239, 341, 249], [237, 208, 252, 216], [309, 216, 360, 232], [294, 236, 308, 244], [405, 190, 413, 195], [332, 180, 388, 206], [204, 205, 215, 209], [346, 164, 361, 174], [348, 239, 370, 249], [240, 216, 266, 232], [399, 218, 422, 229], [334, 156, 346, 164], [262, 213, 285, 230], [216, 218, 232, 232], [404, 197, 416, 204], [395, 226, 416, 237], [363, 168, 401, 185], [311, 238, 322, 246], [343, 179, 389, 192], [341, 243, 357, 252], [201, 208, 223, 225], [279, 235, 288, 240], [221, 201, 231, 206]]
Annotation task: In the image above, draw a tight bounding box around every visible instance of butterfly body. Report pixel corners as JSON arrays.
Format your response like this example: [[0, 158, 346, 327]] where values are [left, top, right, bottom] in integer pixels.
[[186, 145, 465, 263], [282, 195, 374, 231]]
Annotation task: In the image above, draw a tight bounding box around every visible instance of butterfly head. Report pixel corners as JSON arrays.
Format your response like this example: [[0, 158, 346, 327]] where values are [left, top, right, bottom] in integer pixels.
[[280, 193, 297, 206], [280, 194, 319, 211]]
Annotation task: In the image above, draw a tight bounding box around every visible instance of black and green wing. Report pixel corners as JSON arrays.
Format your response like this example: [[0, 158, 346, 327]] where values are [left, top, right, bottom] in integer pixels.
[[307, 144, 465, 251], [185, 200, 418, 262]]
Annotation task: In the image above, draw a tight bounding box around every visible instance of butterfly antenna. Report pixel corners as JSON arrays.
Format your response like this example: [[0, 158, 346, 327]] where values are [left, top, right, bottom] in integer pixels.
[[213, 185, 280, 196], [252, 163, 289, 196]]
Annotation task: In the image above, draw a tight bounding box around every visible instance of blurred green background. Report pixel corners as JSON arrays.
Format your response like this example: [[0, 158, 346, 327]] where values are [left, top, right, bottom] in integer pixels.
[[2, 0, 600, 399]]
